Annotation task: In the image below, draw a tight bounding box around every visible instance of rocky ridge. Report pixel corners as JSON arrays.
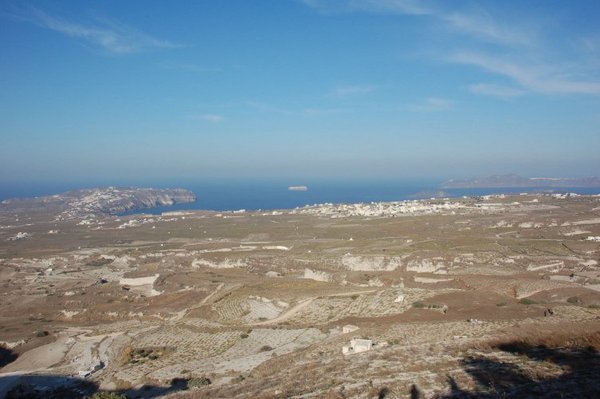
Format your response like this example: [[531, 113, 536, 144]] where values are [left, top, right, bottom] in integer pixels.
[[0, 187, 196, 220]]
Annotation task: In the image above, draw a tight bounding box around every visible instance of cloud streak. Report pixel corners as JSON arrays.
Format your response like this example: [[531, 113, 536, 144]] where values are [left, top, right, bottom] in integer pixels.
[[452, 52, 600, 95], [158, 61, 219, 73], [191, 114, 225, 123], [468, 83, 525, 99], [15, 7, 179, 54], [303, 0, 600, 97], [330, 84, 377, 97], [302, 0, 432, 16], [410, 97, 454, 112], [442, 10, 536, 47]]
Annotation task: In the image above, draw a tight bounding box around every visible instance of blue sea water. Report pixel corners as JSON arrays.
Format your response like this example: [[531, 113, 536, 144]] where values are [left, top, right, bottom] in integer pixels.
[[1, 179, 599, 213], [128, 179, 442, 213]]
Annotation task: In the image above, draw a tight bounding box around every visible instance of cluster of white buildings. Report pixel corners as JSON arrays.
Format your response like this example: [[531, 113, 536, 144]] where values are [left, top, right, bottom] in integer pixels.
[[291, 200, 464, 218], [7, 231, 31, 241]]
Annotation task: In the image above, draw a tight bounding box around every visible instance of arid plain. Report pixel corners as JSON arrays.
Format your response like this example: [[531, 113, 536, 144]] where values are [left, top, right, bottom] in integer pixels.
[[1, 193, 600, 398]]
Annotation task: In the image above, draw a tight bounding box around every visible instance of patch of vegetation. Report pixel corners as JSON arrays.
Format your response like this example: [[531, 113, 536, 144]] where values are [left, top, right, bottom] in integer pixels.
[[412, 301, 445, 310], [588, 304, 600, 309], [496, 302, 508, 307], [126, 346, 172, 364], [567, 296, 581, 304], [518, 298, 538, 305], [86, 257, 113, 267], [259, 345, 273, 352], [188, 376, 212, 388]]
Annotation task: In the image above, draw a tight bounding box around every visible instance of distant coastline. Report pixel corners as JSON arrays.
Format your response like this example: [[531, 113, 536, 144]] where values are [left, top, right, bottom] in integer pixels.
[[441, 174, 600, 189], [2, 178, 600, 215]]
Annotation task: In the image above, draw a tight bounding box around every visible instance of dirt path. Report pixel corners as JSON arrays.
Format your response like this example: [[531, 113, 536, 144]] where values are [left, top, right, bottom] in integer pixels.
[[324, 289, 379, 298]]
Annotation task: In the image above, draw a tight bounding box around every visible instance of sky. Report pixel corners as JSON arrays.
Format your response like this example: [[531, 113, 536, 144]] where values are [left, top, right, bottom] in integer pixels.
[[1, 0, 600, 184]]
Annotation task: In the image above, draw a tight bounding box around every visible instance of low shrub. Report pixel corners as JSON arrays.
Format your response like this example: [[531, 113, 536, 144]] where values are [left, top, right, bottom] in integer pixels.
[[567, 296, 581, 304], [188, 376, 212, 388], [518, 298, 538, 305]]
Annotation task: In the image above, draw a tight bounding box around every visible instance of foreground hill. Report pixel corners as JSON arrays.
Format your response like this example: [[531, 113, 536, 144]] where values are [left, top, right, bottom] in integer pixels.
[[0, 193, 599, 397]]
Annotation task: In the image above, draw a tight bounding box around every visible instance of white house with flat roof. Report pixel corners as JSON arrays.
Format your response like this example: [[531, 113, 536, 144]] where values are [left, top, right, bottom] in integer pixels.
[[342, 324, 359, 334], [342, 338, 373, 355]]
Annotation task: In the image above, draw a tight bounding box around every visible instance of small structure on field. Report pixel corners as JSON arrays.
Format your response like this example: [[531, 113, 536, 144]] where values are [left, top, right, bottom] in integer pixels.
[[342, 338, 373, 355], [342, 324, 359, 334]]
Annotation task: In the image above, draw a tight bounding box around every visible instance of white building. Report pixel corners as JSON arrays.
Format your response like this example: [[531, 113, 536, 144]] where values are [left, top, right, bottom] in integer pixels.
[[342, 338, 373, 355], [342, 324, 359, 334]]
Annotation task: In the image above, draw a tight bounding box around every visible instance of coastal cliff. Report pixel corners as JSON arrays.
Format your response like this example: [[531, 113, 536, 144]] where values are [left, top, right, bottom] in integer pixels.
[[0, 187, 196, 220]]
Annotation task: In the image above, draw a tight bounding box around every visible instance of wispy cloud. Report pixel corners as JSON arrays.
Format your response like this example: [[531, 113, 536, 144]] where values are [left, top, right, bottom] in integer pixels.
[[158, 61, 219, 73], [245, 101, 294, 115], [190, 114, 224, 123], [468, 83, 526, 99], [302, 0, 433, 16], [452, 52, 600, 95], [13, 7, 179, 54], [330, 84, 377, 97], [303, 107, 348, 115], [348, 0, 433, 16], [303, 1, 600, 97], [245, 101, 347, 117], [304, 1, 533, 45], [442, 11, 536, 47], [410, 97, 454, 112]]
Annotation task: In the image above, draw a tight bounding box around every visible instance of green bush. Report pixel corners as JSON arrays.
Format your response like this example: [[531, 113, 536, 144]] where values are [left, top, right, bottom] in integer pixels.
[[567, 296, 580, 304], [188, 376, 212, 388], [518, 298, 538, 305]]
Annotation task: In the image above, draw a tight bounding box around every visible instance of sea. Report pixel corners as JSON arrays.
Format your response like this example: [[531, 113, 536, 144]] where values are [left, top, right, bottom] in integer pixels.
[[1, 179, 599, 214]]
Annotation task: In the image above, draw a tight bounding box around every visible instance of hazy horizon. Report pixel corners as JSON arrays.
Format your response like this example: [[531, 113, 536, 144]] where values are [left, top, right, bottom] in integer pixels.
[[1, 0, 599, 183]]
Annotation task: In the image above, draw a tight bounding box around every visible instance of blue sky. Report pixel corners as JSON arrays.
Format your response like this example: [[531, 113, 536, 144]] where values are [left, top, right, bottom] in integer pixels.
[[1, 0, 599, 184]]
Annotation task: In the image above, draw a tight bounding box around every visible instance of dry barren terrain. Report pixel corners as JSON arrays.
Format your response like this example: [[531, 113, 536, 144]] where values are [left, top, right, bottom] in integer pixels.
[[1, 193, 599, 398]]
